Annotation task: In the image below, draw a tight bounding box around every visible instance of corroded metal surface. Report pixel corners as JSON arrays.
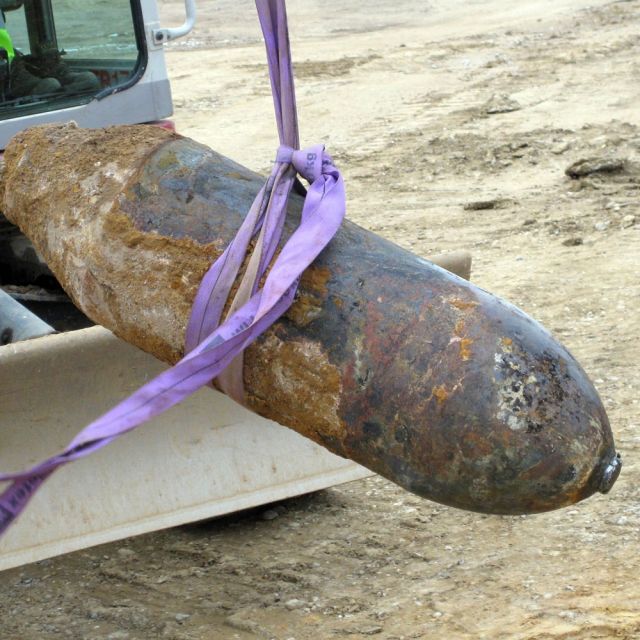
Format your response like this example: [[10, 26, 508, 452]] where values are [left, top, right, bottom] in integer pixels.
[[1, 124, 620, 514]]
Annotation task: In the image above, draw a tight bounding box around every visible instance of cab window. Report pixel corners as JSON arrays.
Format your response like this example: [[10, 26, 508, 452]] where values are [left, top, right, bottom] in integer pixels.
[[0, 0, 142, 118]]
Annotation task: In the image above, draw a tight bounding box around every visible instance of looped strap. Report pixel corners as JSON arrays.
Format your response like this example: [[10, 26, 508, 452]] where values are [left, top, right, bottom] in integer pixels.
[[276, 144, 326, 183], [211, 141, 333, 403]]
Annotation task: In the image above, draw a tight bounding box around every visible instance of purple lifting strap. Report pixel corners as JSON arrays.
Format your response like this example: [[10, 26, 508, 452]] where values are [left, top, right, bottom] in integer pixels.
[[0, 0, 346, 537]]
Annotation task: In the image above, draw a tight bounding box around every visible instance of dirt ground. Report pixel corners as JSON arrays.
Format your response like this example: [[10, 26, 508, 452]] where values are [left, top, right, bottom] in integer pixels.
[[2, 0, 639, 638]]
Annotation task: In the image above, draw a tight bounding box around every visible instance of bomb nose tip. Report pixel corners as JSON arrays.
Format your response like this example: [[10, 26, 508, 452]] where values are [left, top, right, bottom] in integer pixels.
[[597, 452, 622, 494]]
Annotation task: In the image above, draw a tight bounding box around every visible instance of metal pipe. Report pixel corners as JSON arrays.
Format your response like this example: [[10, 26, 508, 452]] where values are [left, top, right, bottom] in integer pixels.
[[0, 288, 54, 344], [152, 0, 196, 45]]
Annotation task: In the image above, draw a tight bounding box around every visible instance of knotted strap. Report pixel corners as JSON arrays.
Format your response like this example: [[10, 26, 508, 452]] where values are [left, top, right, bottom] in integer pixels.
[[184, 142, 330, 404], [0, 0, 346, 537]]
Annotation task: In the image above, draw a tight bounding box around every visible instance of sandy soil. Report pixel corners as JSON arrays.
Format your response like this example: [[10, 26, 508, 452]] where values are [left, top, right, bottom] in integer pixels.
[[2, 0, 639, 638]]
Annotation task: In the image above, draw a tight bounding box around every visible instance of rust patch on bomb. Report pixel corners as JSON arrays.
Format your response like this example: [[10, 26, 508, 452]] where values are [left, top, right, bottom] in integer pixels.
[[459, 338, 473, 361], [287, 291, 323, 327], [104, 209, 215, 259], [450, 298, 479, 312], [433, 385, 450, 404], [245, 333, 345, 444], [451, 319, 473, 361], [301, 265, 331, 295], [287, 266, 332, 327], [493, 337, 544, 434], [93, 210, 216, 363]]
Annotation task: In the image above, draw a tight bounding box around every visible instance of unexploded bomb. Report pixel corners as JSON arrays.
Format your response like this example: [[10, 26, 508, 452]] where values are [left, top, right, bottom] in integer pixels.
[[1, 123, 621, 514]]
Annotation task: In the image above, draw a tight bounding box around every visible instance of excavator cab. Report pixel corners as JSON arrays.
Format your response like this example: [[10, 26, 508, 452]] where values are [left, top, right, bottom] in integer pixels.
[[0, 0, 177, 150], [0, 0, 182, 304]]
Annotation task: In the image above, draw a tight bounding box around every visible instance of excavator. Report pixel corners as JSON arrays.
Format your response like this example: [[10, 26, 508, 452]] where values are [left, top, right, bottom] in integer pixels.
[[0, 0, 382, 572]]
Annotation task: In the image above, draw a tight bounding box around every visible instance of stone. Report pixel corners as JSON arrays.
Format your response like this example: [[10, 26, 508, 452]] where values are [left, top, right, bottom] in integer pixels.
[[484, 93, 521, 114], [551, 141, 570, 155], [621, 215, 636, 228], [464, 200, 499, 211], [565, 157, 626, 178], [261, 509, 279, 521]]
